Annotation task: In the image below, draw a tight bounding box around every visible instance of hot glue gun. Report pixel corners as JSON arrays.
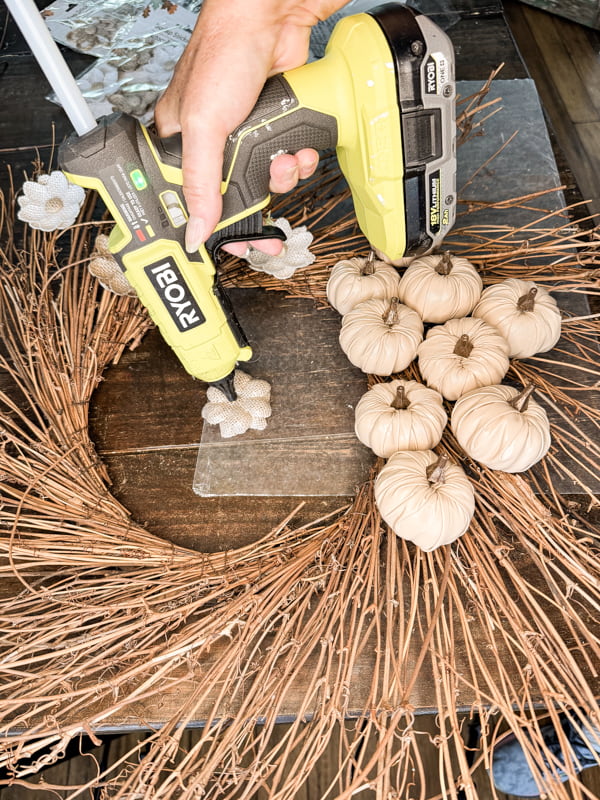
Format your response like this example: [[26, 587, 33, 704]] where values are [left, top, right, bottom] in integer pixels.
[[6, 0, 456, 400]]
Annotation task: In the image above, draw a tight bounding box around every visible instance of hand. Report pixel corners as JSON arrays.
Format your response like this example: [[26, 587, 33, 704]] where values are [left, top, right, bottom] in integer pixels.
[[154, 0, 347, 255]]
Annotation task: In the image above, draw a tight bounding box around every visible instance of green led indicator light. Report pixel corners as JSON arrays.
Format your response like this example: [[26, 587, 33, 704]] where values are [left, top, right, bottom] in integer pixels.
[[130, 169, 147, 190]]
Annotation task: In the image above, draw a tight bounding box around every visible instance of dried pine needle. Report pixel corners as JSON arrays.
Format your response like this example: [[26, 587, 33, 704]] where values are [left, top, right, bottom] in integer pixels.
[[0, 69, 600, 799]]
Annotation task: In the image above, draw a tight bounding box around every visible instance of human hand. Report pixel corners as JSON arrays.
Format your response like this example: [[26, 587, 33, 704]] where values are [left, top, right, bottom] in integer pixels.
[[154, 0, 347, 256]]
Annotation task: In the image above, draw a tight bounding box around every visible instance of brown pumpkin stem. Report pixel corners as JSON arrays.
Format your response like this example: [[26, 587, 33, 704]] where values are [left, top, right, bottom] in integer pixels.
[[426, 453, 449, 484], [509, 383, 536, 412], [391, 384, 410, 410], [382, 297, 401, 326], [517, 286, 537, 312], [435, 251, 454, 276], [453, 334, 474, 358], [361, 250, 376, 275]]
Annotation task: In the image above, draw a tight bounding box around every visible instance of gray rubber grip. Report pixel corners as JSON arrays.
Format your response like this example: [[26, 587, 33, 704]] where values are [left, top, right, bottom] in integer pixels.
[[220, 74, 338, 224]]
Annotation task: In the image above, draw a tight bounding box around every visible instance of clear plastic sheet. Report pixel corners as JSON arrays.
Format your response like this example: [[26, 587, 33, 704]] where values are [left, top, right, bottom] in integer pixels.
[[193, 290, 375, 498]]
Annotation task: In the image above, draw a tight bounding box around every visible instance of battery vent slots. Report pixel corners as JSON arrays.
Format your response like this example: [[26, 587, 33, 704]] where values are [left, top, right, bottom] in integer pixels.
[[401, 109, 442, 169]]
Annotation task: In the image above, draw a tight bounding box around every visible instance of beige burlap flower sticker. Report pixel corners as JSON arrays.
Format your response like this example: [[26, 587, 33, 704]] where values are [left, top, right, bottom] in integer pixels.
[[88, 234, 137, 297], [244, 217, 314, 279], [17, 171, 85, 231], [202, 370, 272, 438]]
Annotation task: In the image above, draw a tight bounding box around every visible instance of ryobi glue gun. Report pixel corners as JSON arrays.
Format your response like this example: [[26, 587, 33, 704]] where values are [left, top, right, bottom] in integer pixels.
[[9, 0, 456, 400]]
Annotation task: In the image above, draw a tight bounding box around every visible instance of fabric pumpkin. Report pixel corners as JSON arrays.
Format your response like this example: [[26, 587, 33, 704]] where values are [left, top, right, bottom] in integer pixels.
[[417, 317, 510, 400], [398, 251, 483, 323], [339, 297, 423, 376], [472, 278, 561, 358], [451, 383, 551, 473], [326, 253, 401, 315], [375, 450, 475, 551], [354, 379, 447, 458]]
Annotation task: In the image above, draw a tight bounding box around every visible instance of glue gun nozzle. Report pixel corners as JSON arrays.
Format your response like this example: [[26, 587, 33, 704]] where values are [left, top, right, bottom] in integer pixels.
[[210, 371, 237, 402]]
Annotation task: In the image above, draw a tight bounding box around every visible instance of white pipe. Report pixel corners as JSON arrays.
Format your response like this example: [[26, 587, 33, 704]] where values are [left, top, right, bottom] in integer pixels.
[[4, 0, 97, 135]]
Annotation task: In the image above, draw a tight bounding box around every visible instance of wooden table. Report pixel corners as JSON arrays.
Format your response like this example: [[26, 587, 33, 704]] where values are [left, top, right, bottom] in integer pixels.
[[1, 0, 594, 731]]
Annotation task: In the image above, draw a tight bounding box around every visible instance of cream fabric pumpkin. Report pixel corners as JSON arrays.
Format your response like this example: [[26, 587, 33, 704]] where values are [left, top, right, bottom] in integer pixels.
[[451, 383, 551, 473], [354, 379, 447, 458], [339, 297, 424, 376], [417, 317, 510, 401], [326, 253, 401, 315], [472, 278, 561, 358], [398, 252, 483, 323], [375, 451, 475, 551]]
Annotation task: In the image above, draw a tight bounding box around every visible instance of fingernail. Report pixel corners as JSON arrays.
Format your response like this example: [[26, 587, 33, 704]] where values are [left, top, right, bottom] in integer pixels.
[[185, 216, 205, 253]]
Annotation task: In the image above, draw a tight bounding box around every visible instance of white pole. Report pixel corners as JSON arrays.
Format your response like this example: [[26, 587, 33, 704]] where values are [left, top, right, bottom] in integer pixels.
[[4, 0, 97, 135]]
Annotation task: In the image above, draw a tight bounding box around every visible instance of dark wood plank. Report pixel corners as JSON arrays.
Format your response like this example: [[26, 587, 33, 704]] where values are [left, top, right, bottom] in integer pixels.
[[558, 14, 600, 115], [0, 735, 105, 799], [99, 447, 349, 552], [503, 0, 600, 218], [2, 720, 597, 799], [522, 7, 599, 123], [0, 56, 93, 191], [90, 327, 207, 452], [451, 16, 529, 80], [574, 121, 600, 217], [518, 0, 600, 29]]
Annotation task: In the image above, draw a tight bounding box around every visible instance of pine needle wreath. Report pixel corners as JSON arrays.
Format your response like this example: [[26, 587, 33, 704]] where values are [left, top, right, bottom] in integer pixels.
[[1, 76, 599, 799]]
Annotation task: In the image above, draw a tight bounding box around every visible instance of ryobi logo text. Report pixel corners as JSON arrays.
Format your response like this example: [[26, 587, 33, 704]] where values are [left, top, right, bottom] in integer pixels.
[[425, 58, 437, 94], [425, 53, 448, 95], [145, 258, 205, 332]]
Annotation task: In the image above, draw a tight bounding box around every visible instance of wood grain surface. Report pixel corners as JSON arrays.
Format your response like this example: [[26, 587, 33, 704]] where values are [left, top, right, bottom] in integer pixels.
[[504, 0, 600, 219]]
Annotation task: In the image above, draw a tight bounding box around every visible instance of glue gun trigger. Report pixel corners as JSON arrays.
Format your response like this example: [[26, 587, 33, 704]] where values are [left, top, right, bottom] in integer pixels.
[[206, 216, 287, 262]]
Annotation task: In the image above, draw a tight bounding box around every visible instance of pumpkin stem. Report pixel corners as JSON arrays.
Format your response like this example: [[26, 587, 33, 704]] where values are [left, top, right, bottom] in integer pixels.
[[435, 251, 454, 276], [382, 297, 401, 326], [509, 383, 536, 412], [391, 384, 410, 410], [517, 286, 538, 312], [361, 250, 376, 276], [426, 453, 449, 484], [453, 334, 474, 358]]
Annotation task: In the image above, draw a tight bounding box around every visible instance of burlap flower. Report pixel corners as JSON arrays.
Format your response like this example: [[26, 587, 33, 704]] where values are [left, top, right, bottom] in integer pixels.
[[88, 234, 136, 297], [244, 217, 315, 279], [202, 370, 272, 438], [17, 172, 85, 232]]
